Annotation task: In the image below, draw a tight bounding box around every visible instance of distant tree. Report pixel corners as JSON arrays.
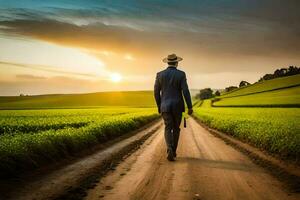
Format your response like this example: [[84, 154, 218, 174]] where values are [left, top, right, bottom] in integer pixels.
[[19, 93, 25, 97], [262, 74, 274, 81], [287, 66, 300, 76], [225, 86, 238, 92], [239, 81, 250, 88], [198, 88, 213, 100], [215, 90, 220, 96], [259, 66, 299, 82], [274, 68, 286, 78]]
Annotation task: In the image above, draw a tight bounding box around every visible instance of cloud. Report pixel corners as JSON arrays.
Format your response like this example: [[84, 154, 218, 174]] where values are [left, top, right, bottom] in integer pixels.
[[1, 17, 299, 77], [0, 9, 299, 60], [0, 21, 292, 64], [16, 74, 46, 80], [0, 61, 97, 78], [0, 0, 300, 95]]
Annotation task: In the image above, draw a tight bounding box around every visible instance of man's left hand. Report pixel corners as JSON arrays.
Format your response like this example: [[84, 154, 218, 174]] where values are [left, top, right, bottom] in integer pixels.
[[188, 108, 193, 115]]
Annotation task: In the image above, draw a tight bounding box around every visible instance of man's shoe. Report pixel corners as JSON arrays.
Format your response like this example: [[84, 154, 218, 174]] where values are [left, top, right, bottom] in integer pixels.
[[167, 150, 175, 161], [172, 148, 177, 157]]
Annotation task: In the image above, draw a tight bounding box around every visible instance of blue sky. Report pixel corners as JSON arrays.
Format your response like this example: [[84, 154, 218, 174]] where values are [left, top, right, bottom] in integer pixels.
[[0, 0, 299, 95]]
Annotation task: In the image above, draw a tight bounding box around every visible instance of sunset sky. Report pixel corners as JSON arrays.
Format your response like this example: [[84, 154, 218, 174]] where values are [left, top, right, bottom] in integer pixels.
[[0, 0, 300, 96]]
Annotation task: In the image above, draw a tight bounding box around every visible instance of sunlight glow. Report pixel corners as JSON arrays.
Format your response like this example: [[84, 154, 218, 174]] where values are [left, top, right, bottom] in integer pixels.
[[110, 73, 122, 82], [0, 37, 106, 78], [124, 54, 135, 61]]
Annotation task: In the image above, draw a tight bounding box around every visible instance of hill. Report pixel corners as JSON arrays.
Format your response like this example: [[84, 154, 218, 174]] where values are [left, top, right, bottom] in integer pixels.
[[214, 74, 300, 107], [0, 91, 156, 109], [221, 74, 300, 98]]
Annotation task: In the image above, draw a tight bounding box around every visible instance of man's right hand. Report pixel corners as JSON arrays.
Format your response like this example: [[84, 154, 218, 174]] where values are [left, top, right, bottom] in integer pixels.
[[188, 108, 193, 115]]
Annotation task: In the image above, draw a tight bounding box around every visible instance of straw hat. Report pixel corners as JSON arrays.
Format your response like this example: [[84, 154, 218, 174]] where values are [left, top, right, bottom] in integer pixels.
[[163, 54, 183, 63]]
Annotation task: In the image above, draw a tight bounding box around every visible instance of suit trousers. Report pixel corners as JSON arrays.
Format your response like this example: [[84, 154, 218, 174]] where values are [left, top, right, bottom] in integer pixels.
[[161, 112, 182, 154]]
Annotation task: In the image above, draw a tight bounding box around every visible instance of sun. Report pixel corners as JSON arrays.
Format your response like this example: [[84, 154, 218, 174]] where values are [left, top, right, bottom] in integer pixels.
[[110, 73, 122, 82]]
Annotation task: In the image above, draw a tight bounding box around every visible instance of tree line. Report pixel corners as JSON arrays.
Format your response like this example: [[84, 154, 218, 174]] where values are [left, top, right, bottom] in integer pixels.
[[258, 66, 300, 82]]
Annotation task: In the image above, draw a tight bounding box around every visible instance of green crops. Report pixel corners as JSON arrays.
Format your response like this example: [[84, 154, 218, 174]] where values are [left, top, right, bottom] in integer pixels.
[[214, 86, 300, 107], [194, 100, 300, 162], [215, 74, 300, 107], [0, 108, 159, 177]]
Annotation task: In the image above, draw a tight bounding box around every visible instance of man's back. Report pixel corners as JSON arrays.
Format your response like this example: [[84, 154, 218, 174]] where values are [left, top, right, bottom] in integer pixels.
[[154, 66, 192, 114]]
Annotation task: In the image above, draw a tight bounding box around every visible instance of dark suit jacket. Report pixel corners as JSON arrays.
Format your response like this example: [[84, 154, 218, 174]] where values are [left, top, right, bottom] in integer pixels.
[[154, 66, 192, 113]]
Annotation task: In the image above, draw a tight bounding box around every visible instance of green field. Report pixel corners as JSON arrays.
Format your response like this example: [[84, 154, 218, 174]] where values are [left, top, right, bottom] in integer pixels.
[[221, 74, 300, 98], [0, 91, 156, 109], [214, 86, 300, 107], [194, 100, 300, 162], [196, 74, 300, 161], [0, 107, 159, 177], [214, 74, 300, 107]]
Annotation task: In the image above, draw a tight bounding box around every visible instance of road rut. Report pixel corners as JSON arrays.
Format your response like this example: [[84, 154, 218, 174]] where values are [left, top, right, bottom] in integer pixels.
[[85, 117, 299, 200]]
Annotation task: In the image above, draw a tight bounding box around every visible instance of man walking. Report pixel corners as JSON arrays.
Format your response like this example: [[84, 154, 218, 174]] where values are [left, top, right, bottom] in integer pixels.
[[154, 54, 193, 161]]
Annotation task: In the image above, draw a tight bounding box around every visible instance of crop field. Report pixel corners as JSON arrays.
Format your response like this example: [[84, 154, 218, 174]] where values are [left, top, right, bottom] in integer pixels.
[[193, 100, 300, 162], [221, 74, 300, 98], [213, 74, 300, 107], [0, 107, 159, 177], [213, 85, 300, 107]]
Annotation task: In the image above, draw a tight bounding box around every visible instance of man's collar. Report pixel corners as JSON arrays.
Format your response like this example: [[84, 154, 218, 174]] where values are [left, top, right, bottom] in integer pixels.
[[167, 66, 177, 69]]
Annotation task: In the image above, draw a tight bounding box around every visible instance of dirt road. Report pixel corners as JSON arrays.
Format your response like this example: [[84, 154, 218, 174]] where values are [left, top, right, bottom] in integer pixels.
[[85, 117, 299, 200]]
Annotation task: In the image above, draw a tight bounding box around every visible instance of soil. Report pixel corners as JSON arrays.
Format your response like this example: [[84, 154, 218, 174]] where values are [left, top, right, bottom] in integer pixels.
[[84, 118, 300, 200]]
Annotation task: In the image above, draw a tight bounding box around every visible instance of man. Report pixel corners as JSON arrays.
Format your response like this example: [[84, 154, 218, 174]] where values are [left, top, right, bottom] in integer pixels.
[[154, 54, 193, 161]]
